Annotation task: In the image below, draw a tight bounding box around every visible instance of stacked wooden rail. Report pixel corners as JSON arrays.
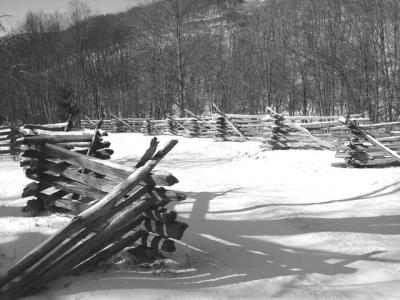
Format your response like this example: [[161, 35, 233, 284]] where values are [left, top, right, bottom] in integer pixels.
[[335, 121, 400, 167], [260, 113, 370, 150], [0, 126, 19, 156], [20, 131, 114, 213], [81, 114, 372, 148], [0, 137, 187, 299], [20, 122, 70, 134]]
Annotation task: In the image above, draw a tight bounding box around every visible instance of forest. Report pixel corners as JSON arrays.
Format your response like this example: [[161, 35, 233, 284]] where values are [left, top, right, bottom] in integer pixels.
[[1, 0, 400, 125]]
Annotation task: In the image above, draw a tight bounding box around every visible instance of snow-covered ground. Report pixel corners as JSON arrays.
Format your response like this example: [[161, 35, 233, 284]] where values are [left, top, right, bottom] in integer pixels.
[[1, 133, 400, 299]]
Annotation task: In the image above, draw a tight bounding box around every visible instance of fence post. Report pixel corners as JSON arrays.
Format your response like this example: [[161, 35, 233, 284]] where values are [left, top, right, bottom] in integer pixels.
[[189, 118, 200, 137], [166, 117, 177, 135], [214, 116, 227, 141], [141, 119, 152, 136], [268, 115, 289, 150]]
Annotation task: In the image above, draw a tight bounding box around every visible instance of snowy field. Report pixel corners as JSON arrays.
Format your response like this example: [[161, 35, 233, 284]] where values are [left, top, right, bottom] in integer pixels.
[[1, 133, 400, 300]]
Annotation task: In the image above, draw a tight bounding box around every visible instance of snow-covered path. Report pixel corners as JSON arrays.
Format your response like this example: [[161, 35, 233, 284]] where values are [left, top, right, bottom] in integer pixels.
[[1, 133, 400, 299]]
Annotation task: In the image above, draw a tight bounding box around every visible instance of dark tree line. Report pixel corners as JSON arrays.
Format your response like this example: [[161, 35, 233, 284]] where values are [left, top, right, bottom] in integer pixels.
[[1, 0, 400, 125]]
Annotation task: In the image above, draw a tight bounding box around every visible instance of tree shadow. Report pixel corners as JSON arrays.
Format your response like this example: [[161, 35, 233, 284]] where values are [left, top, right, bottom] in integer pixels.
[[209, 181, 400, 214], [52, 187, 400, 296]]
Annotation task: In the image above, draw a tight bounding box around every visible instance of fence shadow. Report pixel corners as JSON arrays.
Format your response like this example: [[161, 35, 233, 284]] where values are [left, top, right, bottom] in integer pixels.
[[52, 187, 400, 296]]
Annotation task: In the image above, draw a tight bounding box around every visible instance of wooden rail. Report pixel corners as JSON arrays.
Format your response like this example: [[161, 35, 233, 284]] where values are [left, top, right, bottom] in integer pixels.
[[335, 118, 400, 167], [80, 114, 374, 149], [0, 136, 187, 299], [0, 126, 19, 156]]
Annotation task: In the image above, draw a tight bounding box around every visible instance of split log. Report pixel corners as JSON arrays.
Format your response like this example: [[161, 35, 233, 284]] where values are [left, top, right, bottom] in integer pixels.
[[18, 135, 93, 145], [25, 158, 118, 193], [266, 107, 334, 149], [214, 116, 228, 141], [0, 128, 12, 134], [135, 137, 159, 168], [25, 144, 178, 186], [22, 123, 68, 131], [55, 142, 92, 148], [213, 103, 248, 140], [138, 218, 188, 240], [166, 114, 191, 133], [188, 118, 200, 137], [134, 231, 175, 252], [25, 170, 105, 199], [22, 182, 50, 198], [0, 140, 178, 291], [0, 136, 11, 142], [68, 230, 145, 275], [141, 119, 153, 136], [141, 207, 177, 223], [5, 192, 169, 299], [338, 117, 400, 162], [111, 115, 135, 131], [331, 121, 400, 131]]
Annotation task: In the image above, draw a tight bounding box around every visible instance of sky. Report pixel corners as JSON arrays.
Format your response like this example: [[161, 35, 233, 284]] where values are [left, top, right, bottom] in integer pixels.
[[0, 0, 145, 33]]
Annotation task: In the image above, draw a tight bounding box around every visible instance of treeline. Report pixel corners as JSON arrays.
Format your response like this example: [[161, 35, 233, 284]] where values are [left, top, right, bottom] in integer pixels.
[[1, 0, 400, 125]]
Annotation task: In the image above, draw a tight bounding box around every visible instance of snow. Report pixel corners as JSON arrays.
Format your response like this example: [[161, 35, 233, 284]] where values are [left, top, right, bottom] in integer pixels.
[[1, 133, 400, 299]]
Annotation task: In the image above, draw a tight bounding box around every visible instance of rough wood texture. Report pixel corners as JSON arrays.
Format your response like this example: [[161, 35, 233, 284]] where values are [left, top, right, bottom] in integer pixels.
[[0, 139, 178, 294], [338, 117, 400, 162], [213, 103, 248, 140]]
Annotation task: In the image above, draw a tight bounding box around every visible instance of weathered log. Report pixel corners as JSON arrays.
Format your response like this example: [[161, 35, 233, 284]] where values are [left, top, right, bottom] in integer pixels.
[[22, 123, 68, 131], [284, 114, 363, 121], [135, 137, 159, 168], [68, 230, 145, 275], [188, 118, 200, 137], [349, 157, 400, 167], [18, 135, 93, 145], [93, 152, 111, 160], [26, 158, 118, 193], [331, 121, 400, 131], [22, 190, 69, 214], [5, 194, 162, 299], [266, 107, 334, 149], [138, 218, 188, 240], [22, 182, 50, 198], [38, 190, 70, 208], [55, 142, 92, 148], [25, 170, 105, 199], [166, 114, 191, 133], [52, 198, 89, 213], [0, 128, 12, 134], [182, 107, 218, 130], [0, 140, 178, 291], [214, 116, 228, 141], [111, 115, 136, 131], [141, 207, 177, 223], [213, 103, 248, 140], [134, 231, 175, 252], [24, 144, 178, 186], [338, 117, 400, 162], [0, 136, 11, 142], [141, 119, 153, 136]]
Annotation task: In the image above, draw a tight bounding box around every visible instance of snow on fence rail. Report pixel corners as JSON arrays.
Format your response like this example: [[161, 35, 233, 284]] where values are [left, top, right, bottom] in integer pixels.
[[19, 130, 114, 213], [82, 114, 367, 134], [0, 126, 20, 156], [335, 121, 400, 167], [81, 114, 371, 149], [0, 137, 187, 299]]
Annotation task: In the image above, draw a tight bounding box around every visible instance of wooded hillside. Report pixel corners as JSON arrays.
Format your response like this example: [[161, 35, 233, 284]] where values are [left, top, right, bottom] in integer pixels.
[[1, 0, 400, 125]]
